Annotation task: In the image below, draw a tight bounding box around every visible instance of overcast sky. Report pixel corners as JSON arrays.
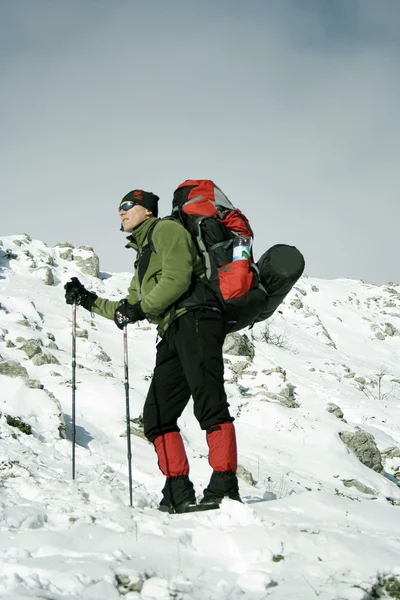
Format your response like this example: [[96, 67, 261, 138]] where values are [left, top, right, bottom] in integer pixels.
[[1, 0, 399, 284]]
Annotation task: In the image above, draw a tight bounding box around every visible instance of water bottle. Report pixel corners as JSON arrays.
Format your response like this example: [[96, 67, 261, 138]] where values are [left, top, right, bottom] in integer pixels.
[[232, 236, 252, 262]]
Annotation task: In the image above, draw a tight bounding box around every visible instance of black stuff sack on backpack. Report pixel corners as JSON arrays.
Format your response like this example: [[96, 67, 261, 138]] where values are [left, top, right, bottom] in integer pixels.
[[253, 244, 305, 324]]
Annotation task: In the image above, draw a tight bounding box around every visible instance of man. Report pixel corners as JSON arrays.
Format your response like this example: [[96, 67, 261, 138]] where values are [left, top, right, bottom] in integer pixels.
[[64, 189, 241, 513]]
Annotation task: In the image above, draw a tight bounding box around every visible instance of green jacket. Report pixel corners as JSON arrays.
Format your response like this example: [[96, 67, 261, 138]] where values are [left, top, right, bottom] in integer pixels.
[[92, 217, 218, 336]]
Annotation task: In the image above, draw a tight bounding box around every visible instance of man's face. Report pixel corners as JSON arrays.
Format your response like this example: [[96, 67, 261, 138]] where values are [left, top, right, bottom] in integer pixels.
[[119, 201, 150, 232]]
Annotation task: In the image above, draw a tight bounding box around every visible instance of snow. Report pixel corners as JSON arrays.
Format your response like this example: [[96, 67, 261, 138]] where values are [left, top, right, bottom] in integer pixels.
[[1, 234, 400, 599]]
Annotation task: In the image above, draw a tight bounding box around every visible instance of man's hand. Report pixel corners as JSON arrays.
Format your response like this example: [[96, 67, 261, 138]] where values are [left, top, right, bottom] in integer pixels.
[[114, 301, 145, 330], [64, 277, 98, 312]]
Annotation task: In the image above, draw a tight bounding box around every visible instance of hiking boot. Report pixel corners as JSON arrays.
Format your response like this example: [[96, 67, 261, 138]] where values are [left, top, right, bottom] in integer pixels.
[[200, 470, 242, 507], [158, 499, 220, 514], [159, 475, 196, 512]]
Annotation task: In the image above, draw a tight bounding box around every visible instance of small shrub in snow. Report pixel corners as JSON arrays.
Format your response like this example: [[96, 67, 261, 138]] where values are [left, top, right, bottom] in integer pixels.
[[356, 367, 399, 403], [252, 322, 293, 351], [357, 573, 400, 599], [5, 414, 32, 435]]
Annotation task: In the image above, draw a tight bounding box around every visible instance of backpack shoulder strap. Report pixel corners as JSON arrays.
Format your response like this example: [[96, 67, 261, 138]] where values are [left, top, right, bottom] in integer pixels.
[[136, 219, 160, 285], [147, 216, 176, 254], [137, 217, 179, 284]]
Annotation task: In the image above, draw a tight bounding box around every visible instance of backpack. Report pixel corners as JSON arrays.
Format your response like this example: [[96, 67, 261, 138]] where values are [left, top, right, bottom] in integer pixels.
[[150, 180, 305, 333]]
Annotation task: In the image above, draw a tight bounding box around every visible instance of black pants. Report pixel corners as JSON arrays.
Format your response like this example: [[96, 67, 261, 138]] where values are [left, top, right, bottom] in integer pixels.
[[143, 309, 233, 443]]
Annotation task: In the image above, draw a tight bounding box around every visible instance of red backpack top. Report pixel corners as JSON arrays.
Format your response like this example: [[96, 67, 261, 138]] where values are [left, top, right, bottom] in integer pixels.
[[172, 179, 256, 302]]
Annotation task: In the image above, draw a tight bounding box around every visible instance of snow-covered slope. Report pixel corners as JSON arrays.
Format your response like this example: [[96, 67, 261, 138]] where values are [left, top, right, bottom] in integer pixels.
[[1, 234, 400, 600]]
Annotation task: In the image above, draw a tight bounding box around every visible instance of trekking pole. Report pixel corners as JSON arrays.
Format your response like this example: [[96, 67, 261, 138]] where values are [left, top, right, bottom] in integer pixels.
[[71, 300, 77, 480], [123, 323, 133, 507]]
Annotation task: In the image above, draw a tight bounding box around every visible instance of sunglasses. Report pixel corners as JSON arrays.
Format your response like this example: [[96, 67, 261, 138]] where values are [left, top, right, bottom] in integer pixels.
[[119, 200, 139, 212]]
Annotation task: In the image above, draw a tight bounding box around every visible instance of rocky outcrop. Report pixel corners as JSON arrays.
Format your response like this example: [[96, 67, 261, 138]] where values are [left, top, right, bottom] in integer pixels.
[[223, 333, 255, 360], [339, 429, 384, 473]]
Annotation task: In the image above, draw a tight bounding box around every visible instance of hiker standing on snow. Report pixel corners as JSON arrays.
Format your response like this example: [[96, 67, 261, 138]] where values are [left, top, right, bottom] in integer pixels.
[[64, 189, 241, 513]]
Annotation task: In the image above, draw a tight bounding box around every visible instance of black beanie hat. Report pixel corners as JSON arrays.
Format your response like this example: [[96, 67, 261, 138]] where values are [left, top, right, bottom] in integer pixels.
[[121, 190, 159, 217]]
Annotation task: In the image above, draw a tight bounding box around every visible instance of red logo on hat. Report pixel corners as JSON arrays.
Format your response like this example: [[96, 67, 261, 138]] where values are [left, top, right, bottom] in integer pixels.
[[133, 190, 143, 200]]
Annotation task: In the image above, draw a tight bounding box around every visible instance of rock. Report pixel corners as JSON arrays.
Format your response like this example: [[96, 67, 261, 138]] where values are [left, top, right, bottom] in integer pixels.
[[76, 329, 89, 339], [326, 403, 344, 419], [339, 429, 384, 473], [26, 379, 44, 389], [237, 464, 256, 486], [291, 298, 303, 310], [32, 352, 60, 366], [294, 287, 307, 296], [375, 332, 385, 341], [262, 389, 300, 408], [229, 361, 250, 378], [342, 479, 377, 495], [38, 267, 54, 285], [75, 255, 100, 278], [279, 395, 300, 409], [45, 391, 67, 438], [0, 360, 28, 378], [381, 446, 400, 459], [319, 322, 337, 349], [44, 255, 54, 266], [16, 319, 32, 328], [223, 333, 255, 359], [384, 323, 398, 337], [96, 350, 111, 362], [20, 339, 43, 359], [262, 368, 276, 376], [55, 242, 74, 249], [47, 332, 56, 341], [59, 249, 74, 261], [280, 383, 297, 401], [6, 340, 16, 348]]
